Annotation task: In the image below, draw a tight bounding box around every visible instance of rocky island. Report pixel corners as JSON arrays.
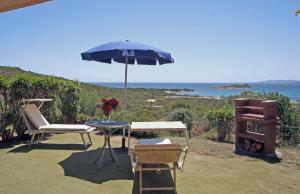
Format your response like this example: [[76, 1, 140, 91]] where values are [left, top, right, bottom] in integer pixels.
[[163, 88, 194, 94], [213, 84, 252, 90]]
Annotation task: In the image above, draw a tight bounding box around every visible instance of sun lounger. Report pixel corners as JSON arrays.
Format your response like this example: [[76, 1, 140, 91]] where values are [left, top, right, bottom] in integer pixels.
[[21, 103, 95, 147]]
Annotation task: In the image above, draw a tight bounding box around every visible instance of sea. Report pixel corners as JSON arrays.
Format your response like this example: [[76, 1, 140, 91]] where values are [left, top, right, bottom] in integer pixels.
[[92, 82, 300, 100]]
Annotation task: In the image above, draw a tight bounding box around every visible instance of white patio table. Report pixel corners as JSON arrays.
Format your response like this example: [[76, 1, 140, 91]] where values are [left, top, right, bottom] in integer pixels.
[[86, 120, 129, 168]]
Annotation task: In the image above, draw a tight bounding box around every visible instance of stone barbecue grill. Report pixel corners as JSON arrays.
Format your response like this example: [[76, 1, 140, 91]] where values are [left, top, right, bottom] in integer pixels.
[[234, 98, 278, 157]]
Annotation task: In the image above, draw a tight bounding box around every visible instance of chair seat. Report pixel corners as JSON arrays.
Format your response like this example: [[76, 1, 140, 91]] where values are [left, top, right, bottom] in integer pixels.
[[138, 138, 171, 145], [39, 124, 95, 132]]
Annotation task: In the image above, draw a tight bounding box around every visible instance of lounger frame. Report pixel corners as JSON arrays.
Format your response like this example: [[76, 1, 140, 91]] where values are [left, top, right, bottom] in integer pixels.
[[20, 99, 94, 148]]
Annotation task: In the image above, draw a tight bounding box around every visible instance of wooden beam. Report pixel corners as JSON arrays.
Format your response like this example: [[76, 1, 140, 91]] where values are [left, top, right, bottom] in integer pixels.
[[0, 0, 49, 13]]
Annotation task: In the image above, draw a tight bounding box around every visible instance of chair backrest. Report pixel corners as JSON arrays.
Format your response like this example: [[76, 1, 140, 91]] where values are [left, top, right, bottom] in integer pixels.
[[134, 144, 182, 164], [23, 104, 49, 129], [20, 109, 37, 131]]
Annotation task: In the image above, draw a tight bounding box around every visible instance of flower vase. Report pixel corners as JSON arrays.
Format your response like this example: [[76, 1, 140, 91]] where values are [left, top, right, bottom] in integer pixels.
[[107, 112, 112, 121]]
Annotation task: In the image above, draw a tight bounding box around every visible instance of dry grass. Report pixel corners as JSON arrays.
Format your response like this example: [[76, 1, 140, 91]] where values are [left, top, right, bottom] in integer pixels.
[[277, 146, 300, 169], [170, 134, 300, 170]]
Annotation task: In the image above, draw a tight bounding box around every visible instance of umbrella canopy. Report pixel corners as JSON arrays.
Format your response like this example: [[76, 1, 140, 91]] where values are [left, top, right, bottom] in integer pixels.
[[0, 0, 49, 13], [81, 40, 174, 65], [81, 40, 174, 108]]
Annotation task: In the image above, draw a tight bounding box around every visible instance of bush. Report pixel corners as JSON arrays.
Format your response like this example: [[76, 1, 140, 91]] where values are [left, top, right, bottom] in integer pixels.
[[78, 87, 98, 116], [168, 108, 193, 138], [0, 74, 81, 141], [75, 113, 92, 124], [171, 101, 191, 109], [1, 127, 13, 142], [206, 106, 233, 141], [60, 81, 81, 123], [0, 113, 14, 142]]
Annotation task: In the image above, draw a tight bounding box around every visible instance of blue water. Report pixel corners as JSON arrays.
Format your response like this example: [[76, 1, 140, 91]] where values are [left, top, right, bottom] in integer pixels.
[[92, 82, 300, 100]]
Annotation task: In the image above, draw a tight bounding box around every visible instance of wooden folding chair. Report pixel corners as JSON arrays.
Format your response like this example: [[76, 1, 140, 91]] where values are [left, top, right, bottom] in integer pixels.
[[133, 143, 182, 194]]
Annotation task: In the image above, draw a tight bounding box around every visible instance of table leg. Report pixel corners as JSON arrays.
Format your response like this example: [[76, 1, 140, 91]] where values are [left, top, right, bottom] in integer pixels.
[[107, 134, 114, 162], [128, 127, 131, 156], [97, 147, 106, 168], [94, 134, 107, 167], [107, 134, 120, 166], [121, 127, 126, 149]]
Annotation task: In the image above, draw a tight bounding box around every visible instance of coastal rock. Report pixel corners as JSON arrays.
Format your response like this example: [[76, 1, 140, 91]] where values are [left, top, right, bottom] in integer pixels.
[[213, 84, 252, 90]]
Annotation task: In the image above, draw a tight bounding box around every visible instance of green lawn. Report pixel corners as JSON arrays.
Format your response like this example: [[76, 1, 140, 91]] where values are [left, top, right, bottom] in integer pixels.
[[0, 133, 299, 194]]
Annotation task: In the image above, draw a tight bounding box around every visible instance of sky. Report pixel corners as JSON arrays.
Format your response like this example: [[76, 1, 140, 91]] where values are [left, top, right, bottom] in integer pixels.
[[0, 0, 299, 83]]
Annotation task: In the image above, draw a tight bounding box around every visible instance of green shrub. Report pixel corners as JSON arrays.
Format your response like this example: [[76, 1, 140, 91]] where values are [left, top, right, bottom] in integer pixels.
[[1, 127, 13, 142], [0, 76, 18, 140], [60, 81, 81, 123], [0, 112, 15, 141], [0, 74, 81, 141], [33, 77, 62, 123], [0, 77, 12, 135], [206, 106, 233, 141], [78, 87, 98, 116], [76, 113, 92, 124], [171, 101, 191, 109], [168, 108, 193, 138]]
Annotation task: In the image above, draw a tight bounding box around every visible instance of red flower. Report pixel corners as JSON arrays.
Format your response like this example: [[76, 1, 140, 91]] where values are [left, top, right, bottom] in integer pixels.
[[110, 98, 119, 108], [102, 98, 107, 103], [106, 104, 112, 111], [97, 98, 119, 116]]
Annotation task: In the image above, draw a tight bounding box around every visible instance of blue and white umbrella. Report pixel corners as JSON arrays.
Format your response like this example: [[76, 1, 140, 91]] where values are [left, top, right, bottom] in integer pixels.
[[81, 40, 174, 108]]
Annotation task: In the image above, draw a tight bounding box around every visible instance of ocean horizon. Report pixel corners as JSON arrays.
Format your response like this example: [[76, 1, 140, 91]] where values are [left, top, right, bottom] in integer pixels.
[[91, 82, 300, 100]]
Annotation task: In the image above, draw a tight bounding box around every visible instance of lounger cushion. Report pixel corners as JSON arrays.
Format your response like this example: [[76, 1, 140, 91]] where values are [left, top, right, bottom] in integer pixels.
[[23, 104, 49, 129], [138, 138, 171, 145], [39, 124, 95, 132], [23, 104, 95, 133]]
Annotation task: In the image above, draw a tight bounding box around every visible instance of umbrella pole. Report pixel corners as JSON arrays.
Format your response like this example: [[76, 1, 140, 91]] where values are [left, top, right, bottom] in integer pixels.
[[122, 56, 128, 149], [124, 56, 128, 109]]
